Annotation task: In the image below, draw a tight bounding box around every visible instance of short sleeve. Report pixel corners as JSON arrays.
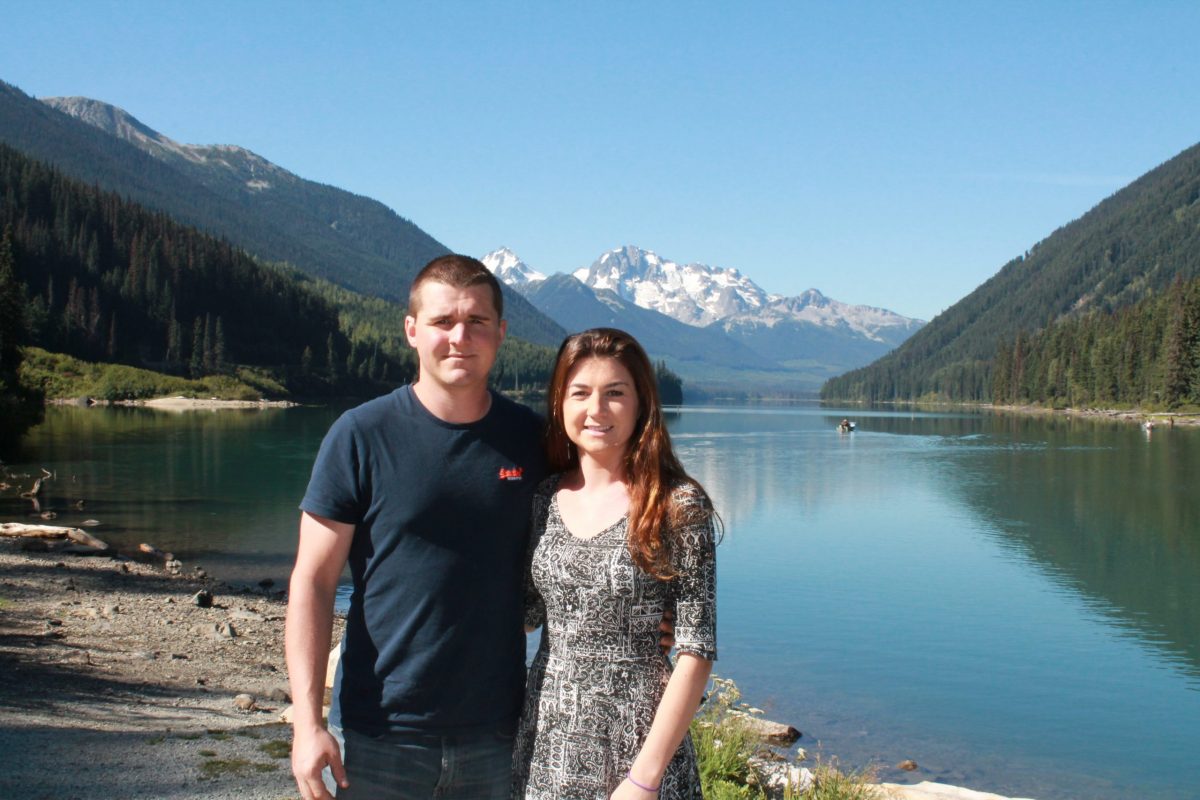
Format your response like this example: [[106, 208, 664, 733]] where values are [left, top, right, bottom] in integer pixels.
[[667, 487, 718, 661], [299, 411, 367, 525]]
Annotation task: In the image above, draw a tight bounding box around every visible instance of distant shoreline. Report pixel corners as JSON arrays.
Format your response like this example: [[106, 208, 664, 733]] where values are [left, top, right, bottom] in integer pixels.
[[983, 403, 1200, 427], [48, 395, 300, 411]]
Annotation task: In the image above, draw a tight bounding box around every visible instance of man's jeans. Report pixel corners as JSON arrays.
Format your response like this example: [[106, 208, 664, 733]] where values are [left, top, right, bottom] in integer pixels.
[[324, 724, 515, 799]]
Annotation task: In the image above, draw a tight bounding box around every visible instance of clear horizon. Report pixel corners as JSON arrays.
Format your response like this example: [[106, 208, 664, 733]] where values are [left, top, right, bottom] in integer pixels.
[[4, 1, 1199, 321]]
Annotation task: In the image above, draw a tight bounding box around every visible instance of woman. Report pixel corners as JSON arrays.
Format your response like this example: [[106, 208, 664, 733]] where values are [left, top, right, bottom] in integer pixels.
[[513, 328, 718, 800]]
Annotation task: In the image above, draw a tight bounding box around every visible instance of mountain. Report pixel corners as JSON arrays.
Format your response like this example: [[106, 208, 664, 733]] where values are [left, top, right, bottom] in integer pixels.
[[572, 245, 765, 326], [523, 274, 780, 378], [484, 246, 923, 393], [822, 140, 1200, 402], [571, 246, 922, 348], [485, 246, 547, 291], [0, 81, 564, 346]]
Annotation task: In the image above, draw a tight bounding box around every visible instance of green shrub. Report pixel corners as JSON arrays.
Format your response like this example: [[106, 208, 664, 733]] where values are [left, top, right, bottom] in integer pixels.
[[691, 677, 881, 800]]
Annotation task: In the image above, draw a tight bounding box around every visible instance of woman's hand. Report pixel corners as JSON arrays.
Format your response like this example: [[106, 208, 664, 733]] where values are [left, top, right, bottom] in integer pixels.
[[610, 776, 659, 799]]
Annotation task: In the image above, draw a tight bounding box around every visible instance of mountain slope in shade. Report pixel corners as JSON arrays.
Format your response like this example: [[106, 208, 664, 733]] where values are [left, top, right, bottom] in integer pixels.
[[823, 139, 1200, 401], [0, 82, 563, 346]]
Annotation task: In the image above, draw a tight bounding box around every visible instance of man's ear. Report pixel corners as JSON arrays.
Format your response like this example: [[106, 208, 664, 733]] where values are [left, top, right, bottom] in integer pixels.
[[404, 315, 418, 347]]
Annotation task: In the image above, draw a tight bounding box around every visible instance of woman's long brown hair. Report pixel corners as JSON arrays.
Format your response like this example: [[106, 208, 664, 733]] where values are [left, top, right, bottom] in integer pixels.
[[545, 328, 716, 578]]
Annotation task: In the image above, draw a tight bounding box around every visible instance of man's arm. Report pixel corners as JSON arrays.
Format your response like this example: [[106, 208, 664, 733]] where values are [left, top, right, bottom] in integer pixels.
[[285, 511, 355, 800]]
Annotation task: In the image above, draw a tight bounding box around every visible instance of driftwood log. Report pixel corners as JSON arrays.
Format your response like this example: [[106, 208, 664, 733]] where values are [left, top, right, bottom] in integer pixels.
[[0, 523, 110, 551], [138, 542, 175, 561]]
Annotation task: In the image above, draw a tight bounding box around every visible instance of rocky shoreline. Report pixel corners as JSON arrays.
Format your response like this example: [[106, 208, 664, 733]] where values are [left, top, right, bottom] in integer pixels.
[[0, 540, 337, 798], [985, 403, 1200, 427], [0, 541, 1038, 800]]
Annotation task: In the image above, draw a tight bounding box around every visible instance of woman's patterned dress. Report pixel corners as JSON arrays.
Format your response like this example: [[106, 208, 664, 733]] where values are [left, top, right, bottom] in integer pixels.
[[512, 476, 717, 800]]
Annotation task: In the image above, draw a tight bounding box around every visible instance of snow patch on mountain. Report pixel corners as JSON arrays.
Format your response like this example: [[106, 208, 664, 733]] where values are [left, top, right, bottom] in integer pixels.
[[481, 247, 546, 289]]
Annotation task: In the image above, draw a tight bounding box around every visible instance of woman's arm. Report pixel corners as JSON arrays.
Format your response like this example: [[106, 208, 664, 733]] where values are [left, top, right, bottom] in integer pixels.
[[615, 653, 713, 798], [616, 489, 719, 797]]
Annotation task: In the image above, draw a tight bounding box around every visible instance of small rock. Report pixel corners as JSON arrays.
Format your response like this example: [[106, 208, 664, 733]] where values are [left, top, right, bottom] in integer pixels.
[[267, 685, 291, 702], [897, 759, 919, 771], [102, 603, 119, 618], [120, 562, 131, 573], [39, 511, 57, 520], [208, 621, 236, 640], [165, 559, 182, 574], [196, 677, 206, 685], [233, 693, 257, 711], [170, 653, 189, 660], [193, 567, 207, 579], [81, 519, 101, 526], [731, 712, 802, 744], [45, 619, 63, 628], [192, 589, 214, 608]]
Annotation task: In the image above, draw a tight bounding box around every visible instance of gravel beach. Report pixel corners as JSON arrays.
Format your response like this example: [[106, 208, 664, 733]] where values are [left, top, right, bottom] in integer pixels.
[[0, 540, 336, 799]]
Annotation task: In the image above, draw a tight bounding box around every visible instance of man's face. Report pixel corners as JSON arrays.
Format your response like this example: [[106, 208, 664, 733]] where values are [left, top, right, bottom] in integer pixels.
[[405, 281, 506, 393]]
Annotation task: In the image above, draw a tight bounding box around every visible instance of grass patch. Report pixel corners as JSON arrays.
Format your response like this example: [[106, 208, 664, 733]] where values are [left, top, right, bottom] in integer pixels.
[[206, 730, 230, 741], [692, 677, 882, 800], [258, 739, 292, 759], [199, 757, 279, 779], [808, 759, 884, 800], [18, 347, 276, 401], [198, 749, 218, 758], [234, 728, 263, 739], [145, 735, 165, 745], [174, 732, 204, 741]]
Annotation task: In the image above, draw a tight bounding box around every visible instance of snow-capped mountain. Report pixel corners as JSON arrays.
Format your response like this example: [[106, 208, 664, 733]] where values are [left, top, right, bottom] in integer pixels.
[[484, 245, 924, 392], [572, 245, 765, 326], [481, 247, 546, 290], [573, 246, 922, 344]]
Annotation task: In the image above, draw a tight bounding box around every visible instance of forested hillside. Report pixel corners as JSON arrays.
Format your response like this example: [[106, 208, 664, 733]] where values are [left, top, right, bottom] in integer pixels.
[[823, 141, 1200, 403], [0, 143, 403, 394], [0, 81, 565, 347], [990, 275, 1200, 409]]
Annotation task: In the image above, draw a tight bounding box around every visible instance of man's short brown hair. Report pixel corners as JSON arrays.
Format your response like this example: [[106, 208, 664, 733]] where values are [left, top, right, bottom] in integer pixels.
[[408, 255, 504, 319]]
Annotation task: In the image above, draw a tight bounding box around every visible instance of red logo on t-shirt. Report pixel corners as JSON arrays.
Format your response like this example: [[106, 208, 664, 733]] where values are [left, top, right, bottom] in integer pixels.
[[498, 466, 524, 481]]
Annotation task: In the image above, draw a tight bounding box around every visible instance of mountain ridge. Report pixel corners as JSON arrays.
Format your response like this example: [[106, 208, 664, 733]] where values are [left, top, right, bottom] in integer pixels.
[[0, 81, 565, 347]]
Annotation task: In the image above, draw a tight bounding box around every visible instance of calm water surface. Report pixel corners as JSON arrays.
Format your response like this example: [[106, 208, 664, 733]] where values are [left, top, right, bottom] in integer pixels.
[[3, 403, 1198, 800]]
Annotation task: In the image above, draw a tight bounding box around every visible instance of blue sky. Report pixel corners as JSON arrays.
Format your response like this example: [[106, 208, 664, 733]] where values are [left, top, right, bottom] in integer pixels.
[[3, 1, 1199, 321]]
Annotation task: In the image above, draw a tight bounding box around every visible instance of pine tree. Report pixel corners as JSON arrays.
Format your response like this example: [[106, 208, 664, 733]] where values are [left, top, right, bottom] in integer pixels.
[[0, 226, 28, 376], [190, 317, 204, 378]]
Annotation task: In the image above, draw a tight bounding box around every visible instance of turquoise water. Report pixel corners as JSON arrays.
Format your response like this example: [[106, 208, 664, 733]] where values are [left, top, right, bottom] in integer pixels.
[[3, 403, 1198, 799]]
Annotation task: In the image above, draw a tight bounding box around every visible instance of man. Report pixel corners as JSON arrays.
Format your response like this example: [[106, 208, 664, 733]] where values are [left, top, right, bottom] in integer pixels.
[[286, 254, 547, 800]]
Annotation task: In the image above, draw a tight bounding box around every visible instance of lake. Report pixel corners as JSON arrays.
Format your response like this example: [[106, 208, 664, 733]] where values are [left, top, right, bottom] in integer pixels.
[[2, 402, 1197, 799]]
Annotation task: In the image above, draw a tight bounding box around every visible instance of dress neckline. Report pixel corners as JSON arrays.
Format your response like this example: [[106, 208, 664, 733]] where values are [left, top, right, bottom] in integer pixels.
[[550, 491, 628, 542]]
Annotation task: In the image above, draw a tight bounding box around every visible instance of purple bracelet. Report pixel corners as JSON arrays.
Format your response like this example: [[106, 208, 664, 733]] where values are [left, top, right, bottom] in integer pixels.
[[626, 771, 660, 793]]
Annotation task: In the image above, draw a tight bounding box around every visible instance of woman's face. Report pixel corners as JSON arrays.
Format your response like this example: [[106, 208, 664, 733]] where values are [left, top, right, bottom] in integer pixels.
[[561, 356, 640, 462]]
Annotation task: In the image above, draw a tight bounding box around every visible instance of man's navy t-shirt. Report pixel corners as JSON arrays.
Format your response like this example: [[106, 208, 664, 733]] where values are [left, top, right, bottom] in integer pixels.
[[300, 386, 546, 735]]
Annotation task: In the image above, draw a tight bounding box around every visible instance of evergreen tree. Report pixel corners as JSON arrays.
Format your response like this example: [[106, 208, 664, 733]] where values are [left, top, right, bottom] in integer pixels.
[[0, 226, 27, 376], [190, 317, 204, 378]]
